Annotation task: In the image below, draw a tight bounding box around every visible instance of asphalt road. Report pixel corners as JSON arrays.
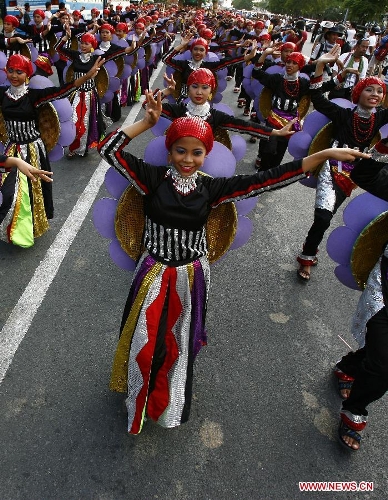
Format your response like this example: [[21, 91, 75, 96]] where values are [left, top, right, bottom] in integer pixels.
[[0, 35, 387, 500]]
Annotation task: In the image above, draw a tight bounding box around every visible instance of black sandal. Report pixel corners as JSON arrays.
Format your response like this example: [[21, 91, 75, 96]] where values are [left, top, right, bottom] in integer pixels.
[[333, 365, 354, 399], [338, 421, 362, 451], [297, 265, 310, 282]]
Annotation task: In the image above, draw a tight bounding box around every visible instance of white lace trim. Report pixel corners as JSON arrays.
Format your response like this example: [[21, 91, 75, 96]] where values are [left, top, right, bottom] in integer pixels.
[[80, 53, 92, 63], [283, 71, 300, 81], [188, 59, 202, 70], [99, 41, 111, 52], [5, 84, 29, 100], [355, 105, 374, 118], [185, 101, 211, 119]]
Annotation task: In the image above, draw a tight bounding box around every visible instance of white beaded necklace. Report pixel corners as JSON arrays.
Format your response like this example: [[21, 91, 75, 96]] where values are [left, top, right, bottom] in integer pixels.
[[169, 167, 198, 195]]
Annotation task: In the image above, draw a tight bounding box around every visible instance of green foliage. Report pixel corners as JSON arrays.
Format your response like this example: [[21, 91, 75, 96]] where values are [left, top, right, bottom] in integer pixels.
[[344, 0, 388, 23], [232, 0, 254, 11]]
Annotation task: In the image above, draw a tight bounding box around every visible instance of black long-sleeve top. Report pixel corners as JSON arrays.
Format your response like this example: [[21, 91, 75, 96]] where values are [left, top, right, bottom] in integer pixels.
[[159, 102, 273, 140], [251, 66, 310, 116]]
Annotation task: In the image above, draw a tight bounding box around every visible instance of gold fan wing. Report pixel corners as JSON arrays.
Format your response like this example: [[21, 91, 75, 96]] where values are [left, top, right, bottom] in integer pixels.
[[19, 43, 32, 60], [0, 108, 8, 144], [38, 103, 60, 152], [351, 212, 388, 289], [95, 65, 109, 98], [259, 87, 272, 119]]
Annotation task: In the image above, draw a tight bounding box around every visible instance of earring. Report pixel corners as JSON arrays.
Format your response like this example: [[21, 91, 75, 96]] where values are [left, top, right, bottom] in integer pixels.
[[208, 93, 213, 101], [25, 77, 29, 84]]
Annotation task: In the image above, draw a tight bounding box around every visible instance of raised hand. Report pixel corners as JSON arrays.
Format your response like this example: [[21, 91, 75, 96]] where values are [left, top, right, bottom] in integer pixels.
[[163, 73, 176, 95], [143, 90, 162, 126], [87, 56, 105, 79]]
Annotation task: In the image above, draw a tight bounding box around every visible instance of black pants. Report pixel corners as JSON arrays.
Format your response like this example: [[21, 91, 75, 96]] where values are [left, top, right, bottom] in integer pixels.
[[303, 182, 346, 256], [258, 135, 288, 170], [338, 308, 388, 416]]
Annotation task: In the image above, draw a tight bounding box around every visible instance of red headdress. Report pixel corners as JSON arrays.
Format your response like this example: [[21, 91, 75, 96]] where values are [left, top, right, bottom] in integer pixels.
[[103, 9, 110, 15], [72, 10, 81, 17], [80, 33, 98, 49], [33, 9, 46, 19], [35, 54, 53, 76], [286, 52, 306, 70], [254, 21, 264, 30], [352, 77, 386, 104], [190, 37, 209, 53], [4, 15, 20, 28], [165, 117, 214, 154], [281, 42, 296, 52], [187, 68, 216, 90], [202, 29, 214, 40], [259, 33, 271, 42], [135, 22, 145, 30], [100, 23, 115, 34], [6, 54, 33, 78], [116, 22, 128, 33]]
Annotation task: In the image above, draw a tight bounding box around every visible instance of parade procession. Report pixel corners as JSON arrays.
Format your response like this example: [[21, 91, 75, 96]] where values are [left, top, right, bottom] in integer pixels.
[[1, 2, 388, 498]]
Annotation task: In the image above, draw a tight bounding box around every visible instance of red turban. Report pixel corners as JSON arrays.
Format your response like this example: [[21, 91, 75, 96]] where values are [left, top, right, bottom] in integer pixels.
[[116, 23, 128, 33], [202, 29, 214, 40], [286, 52, 306, 70], [35, 54, 53, 76], [33, 9, 45, 19], [72, 10, 81, 17], [165, 117, 214, 154], [352, 77, 386, 104], [6, 54, 33, 78], [100, 23, 115, 34], [187, 68, 216, 90], [4, 15, 20, 28], [190, 37, 208, 53], [281, 42, 296, 52], [81, 33, 98, 49]]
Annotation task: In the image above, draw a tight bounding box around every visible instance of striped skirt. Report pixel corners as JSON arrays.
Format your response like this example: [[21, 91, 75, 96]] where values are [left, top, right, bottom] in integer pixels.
[[110, 252, 210, 434]]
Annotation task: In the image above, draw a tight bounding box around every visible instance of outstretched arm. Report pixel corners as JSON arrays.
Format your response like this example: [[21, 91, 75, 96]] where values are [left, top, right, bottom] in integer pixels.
[[301, 148, 370, 173], [1, 157, 53, 182]]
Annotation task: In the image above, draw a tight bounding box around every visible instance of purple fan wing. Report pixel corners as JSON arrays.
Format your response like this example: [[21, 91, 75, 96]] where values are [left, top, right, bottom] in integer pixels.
[[229, 216, 253, 250], [343, 192, 388, 232], [93, 198, 118, 239], [201, 141, 236, 177], [144, 136, 169, 166], [104, 167, 130, 199], [327, 226, 358, 265], [109, 238, 137, 271], [334, 265, 360, 290], [230, 134, 247, 162]]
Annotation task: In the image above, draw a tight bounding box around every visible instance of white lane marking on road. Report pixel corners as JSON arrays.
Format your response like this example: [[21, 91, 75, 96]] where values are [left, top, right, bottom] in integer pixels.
[[0, 64, 164, 385]]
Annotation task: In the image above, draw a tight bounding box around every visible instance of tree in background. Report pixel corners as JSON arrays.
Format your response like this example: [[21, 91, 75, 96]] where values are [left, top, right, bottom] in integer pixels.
[[232, 0, 254, 10], [344, 0, 388, 24]]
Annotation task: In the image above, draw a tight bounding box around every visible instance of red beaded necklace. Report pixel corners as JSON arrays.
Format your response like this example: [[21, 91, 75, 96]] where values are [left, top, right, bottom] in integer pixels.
[[283, 78, 300, 97], [352, 111, 375, 144]]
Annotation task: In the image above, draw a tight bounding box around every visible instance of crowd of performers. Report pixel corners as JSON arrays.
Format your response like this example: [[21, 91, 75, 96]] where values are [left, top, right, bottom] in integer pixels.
[[1, 6, 388, 452]]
